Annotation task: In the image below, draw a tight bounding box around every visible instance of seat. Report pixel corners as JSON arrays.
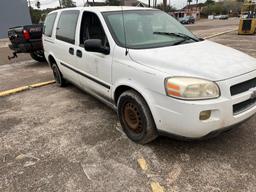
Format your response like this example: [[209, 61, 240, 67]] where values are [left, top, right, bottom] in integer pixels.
[[125, 20, 144, 45]]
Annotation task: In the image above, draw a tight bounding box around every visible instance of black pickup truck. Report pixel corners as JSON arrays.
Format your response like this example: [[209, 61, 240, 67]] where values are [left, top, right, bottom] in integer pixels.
[[8, 24, 46, 62]]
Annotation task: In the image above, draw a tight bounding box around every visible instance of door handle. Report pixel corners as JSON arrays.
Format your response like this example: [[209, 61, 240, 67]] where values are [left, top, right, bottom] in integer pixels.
[[69, 48, 74, 55], [76, 50, 82, 58]]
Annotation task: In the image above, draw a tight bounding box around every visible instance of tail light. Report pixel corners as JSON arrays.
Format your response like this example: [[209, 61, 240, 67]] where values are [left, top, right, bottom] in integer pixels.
[[23, 30, 30, 41]]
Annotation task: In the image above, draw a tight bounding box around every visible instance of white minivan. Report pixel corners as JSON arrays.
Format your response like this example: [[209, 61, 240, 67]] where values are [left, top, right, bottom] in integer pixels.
[[43, 7, 256, 144]]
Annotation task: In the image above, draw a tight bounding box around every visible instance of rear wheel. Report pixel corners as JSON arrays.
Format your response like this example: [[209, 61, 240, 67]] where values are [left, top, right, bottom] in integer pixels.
[[30, 50, 46, 62], [117, 90, 158, 144], [52, 63, 66, 87]]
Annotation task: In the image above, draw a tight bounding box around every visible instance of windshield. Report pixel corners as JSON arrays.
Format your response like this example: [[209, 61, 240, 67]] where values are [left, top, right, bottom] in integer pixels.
[[103, 10, 198, 49]]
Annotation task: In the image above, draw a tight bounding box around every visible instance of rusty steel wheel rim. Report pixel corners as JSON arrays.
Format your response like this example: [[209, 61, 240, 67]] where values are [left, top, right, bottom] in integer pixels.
[[123, 102, 143, 133]]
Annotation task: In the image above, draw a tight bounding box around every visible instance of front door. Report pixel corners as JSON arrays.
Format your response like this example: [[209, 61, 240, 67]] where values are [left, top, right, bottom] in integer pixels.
[[76, 11, 113, 99]]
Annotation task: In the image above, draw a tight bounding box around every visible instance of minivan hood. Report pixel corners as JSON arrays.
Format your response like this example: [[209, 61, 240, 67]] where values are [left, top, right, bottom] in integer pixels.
[[129, 40, 256, 81]]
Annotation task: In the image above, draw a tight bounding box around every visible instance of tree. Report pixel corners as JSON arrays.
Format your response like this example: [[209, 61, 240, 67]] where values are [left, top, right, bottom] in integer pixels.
[[204, 0, 215, 6], [106, 0, 120, 5], [201, 0, 242, 16], [157, 3, 176, 12], [30, 7, 42, 23], [30, 7, 60, 24], [154, 0, 157, 7], [59, 0, 62, 7], [163, 0, 167, 11], [61, 0, 76, 8]]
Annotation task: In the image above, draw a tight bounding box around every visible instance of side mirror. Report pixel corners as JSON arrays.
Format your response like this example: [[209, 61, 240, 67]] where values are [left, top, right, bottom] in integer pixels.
[[84, 39, 110, 55]]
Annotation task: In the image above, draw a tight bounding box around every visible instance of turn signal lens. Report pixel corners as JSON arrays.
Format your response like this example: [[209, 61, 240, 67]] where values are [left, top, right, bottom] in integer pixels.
[[167, 83, 181, 97]]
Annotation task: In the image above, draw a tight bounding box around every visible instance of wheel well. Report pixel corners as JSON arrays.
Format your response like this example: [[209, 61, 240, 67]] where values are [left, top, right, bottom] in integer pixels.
[[114, 85, 142, 104], [48, 55, 56, 68]]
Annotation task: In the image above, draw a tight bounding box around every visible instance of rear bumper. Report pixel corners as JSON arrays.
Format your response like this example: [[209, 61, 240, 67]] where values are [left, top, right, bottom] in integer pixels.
[[9, 40, 43, 53]]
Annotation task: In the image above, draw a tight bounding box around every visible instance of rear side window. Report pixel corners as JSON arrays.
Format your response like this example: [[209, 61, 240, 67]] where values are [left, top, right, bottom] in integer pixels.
[[56, 10, 79, 44], [44, 13, 57, 37]]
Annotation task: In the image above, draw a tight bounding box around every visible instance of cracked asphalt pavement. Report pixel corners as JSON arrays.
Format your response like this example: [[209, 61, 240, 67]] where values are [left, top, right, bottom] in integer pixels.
[[0, 18, 256, 192]]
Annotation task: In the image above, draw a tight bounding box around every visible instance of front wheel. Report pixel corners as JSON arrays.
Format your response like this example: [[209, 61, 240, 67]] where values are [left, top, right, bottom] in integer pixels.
[[30, 50, 46, 62], [117, 90, 158, 144]]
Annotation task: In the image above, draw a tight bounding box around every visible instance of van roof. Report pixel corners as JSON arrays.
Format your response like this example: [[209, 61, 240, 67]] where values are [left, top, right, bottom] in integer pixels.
[[51, 6, 155, 13]]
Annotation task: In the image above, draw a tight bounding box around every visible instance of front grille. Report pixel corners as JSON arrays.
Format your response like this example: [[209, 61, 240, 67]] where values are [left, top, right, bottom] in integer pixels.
[[230, 77, 256, 96], [233, 98, 256, 115]]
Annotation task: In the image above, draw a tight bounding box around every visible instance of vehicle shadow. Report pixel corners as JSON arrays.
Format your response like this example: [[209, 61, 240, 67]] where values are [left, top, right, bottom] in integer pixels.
[[147, 117, 255, 162], [23, 61, 49, 68], [72, 82, 255, 159], [67, 84, 256, 170]]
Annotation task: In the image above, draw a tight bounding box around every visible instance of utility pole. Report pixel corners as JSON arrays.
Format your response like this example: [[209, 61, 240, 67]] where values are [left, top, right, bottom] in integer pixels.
[[36, 0, 41, 9], [27, 0, 32, 17], [59, 0, 62, 7], [163, 0, 167, 11]]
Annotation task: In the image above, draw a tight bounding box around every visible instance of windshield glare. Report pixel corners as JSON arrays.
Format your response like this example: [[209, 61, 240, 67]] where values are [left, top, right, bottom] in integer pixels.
[[103, 10, 198, 49]]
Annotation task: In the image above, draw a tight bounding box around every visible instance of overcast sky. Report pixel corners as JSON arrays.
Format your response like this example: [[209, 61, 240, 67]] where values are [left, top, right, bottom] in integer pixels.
[[31, 0, 207, 10]]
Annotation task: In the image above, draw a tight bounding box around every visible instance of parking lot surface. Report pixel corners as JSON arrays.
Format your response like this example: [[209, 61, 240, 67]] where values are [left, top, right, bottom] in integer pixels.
[[1, 18, 256, 192], [0, 39, 31, 66]]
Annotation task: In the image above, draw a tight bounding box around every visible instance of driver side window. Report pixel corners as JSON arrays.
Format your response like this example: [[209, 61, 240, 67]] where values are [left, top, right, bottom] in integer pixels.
[[80, 12, 109, 48]]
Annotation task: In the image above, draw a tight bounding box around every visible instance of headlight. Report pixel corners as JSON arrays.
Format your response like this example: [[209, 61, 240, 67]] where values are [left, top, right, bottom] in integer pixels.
[[165, 77, 220, 100]]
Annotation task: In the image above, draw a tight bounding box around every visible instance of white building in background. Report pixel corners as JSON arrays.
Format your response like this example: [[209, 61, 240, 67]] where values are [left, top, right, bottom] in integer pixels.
[[0, 0, 31, 38], [171, 4, 204, 20]]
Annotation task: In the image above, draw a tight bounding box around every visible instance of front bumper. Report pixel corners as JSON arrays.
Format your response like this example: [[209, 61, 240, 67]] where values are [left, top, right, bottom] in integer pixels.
[[151, 71, 256, 138]]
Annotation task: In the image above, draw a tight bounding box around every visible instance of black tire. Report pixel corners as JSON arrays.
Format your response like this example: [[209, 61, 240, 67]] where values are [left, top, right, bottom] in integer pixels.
[[30, 50, 46, 62], [51, 63, 66, 87], [117, 90, 158, 144]]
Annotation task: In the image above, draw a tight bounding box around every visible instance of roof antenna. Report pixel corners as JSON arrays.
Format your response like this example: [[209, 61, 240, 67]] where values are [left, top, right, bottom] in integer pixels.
[[121, 6, 128, 56]]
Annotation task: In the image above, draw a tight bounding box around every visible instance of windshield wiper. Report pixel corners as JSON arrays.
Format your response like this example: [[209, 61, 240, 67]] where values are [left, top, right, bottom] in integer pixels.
[[153, 31, 199, 42]]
